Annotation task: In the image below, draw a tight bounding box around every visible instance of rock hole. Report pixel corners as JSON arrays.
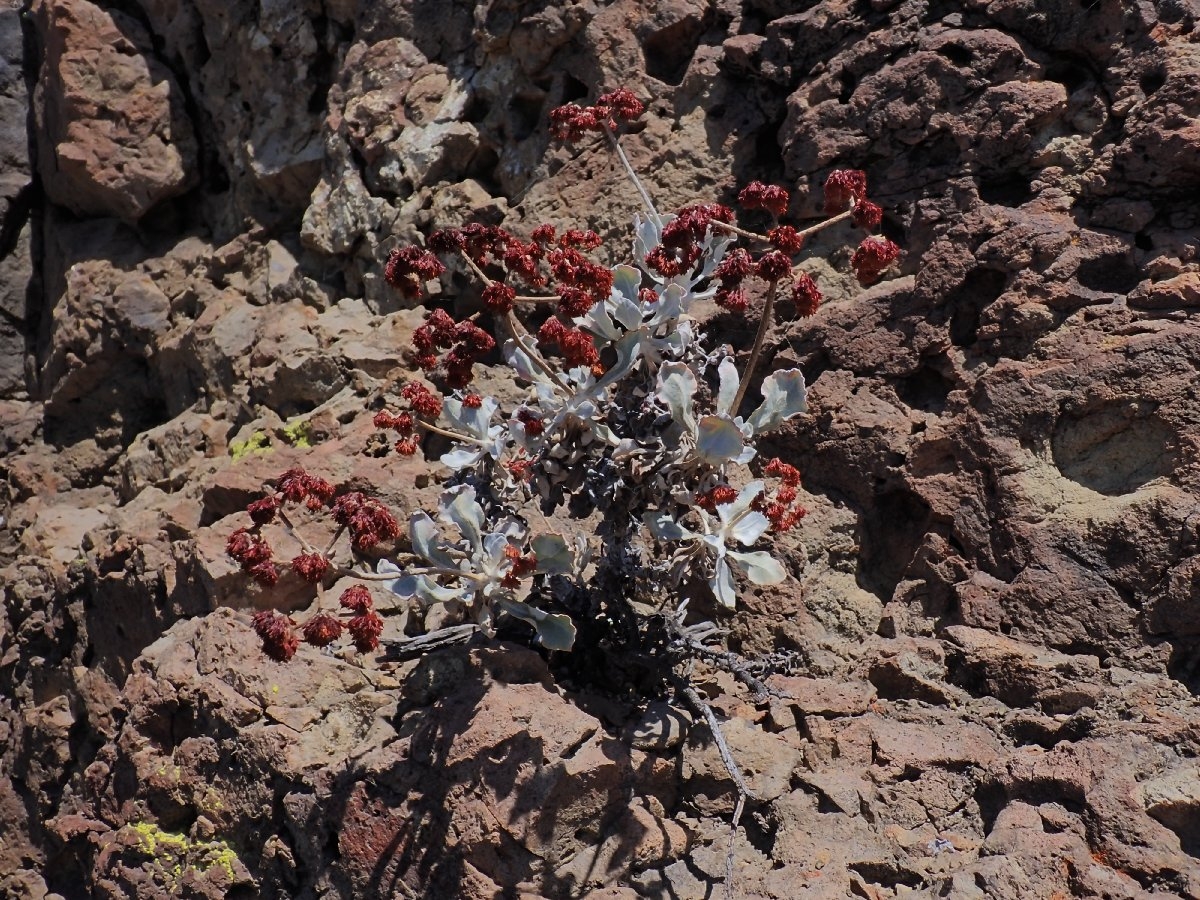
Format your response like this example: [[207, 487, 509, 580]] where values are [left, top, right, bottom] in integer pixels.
[[978, 174, 1034, 207], [947, 268, 1006, 348], [856, 489, 933, 604], [847, 861, 924, 888], [507, 93, 544, 141], [463, 92, 489, 124], [561, 73, 589, 103], [642, 17, 705, 86], [1139, 70, 1167, 96], [1051, 400, 1174, 495], [1045, 61, 1091, 94], [1134, 231, 1153, 250], [1075, 251, 1139, 293], [894, 365, 954, 415], [937, 43, 974, 67], [837, 68, 857, 103], [753, 124, 786, 183], [975, 781, 1007, 835]]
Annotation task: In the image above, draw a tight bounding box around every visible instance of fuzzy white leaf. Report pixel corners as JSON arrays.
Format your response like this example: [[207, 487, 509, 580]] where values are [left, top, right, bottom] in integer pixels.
[[716, 357, 740, 417], [444, 486, 485, 551], [711, 557, 737, 608], [645, 512, 693, 542], [531, 533, 573, 574], [656, 362, 697, 431], [727, 509, 771, 546], [409, 512, 456, 570], [746, 369, 808, 435], [728, 549, 786, 585], [695, 415, 746, 465], [498, 598, 577, 651]]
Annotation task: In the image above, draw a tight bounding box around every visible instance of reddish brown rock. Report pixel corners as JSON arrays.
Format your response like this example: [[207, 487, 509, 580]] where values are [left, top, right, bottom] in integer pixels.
[[32, 0, 197, 222]]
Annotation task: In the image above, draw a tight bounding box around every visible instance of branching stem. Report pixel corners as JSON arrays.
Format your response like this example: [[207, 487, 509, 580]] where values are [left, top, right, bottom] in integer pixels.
[[604, 124, 659, 220], [731, 279, 778, 415]]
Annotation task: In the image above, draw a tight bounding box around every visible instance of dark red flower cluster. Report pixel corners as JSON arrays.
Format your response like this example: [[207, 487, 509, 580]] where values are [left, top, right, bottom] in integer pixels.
[[768, 225, 804, 255], [252, 611, 299, 661], [760, 458, 805, 531], [250, 581, 388, 661], [384, 246, 446, 299], [537, 316, 602, 373], [696, 484, 739, 512], [337, 585, 384, 651], [429, 224, 548, 290], [291, 552, 331, 584], [332, 492, 402, 552], [462, 393, 483, 408], [764, 457, 801, 487], [790, 272, 822, 318], [850, 236, 901, 285], [277, 467, 335, 510], [500, 543, 538, 588], [339, 584, 373, 612], [247, 496, 278, 525], [547, 245, 614, 317], [301, 613, 343, 647], [347, 609, 384, 652], [823, 169, 868, 215], [549, 88, 645, 141], [646, 203, 734, 278], [507, 455, 534, 482], [852, 200, 883, 231], [228, 528, 279, 586], [516, 408, 545, 437], [482, 282, 516, 314], [400, 381, 443, 418], [712, 247, 754, 312], [738, 181, 790, 218], [755, 249, 793, 282], [374, 406, 419, 456], [411, 308, 496, 387]]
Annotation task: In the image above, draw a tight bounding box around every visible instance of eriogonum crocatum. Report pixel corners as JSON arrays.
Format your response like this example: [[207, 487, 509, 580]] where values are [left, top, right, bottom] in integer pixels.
[[232, 87, 900, 660]]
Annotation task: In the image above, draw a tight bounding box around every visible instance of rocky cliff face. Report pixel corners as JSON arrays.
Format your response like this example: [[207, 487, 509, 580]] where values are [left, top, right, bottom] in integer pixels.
[[2, 1, 1200, 898]]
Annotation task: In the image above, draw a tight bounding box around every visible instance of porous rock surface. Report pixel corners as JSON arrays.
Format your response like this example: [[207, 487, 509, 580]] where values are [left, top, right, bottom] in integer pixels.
[[2, 0, 1200, 898]]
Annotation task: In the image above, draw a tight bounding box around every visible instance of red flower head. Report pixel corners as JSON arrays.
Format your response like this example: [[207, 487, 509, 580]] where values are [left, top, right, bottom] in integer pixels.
[[252, 611, 299, 661], [755, 250, 793, 282], [401, 382, 444, 418], [302, 614, 344, 648], [291, 552, 331, 583], [764, 457, 802, 487], [852, 200, 883, 231], [768, 225, 805, 255], [384, 246, 446, 298], [247, 496, 278, 525], [823, 169, 868, 215], [339, 584, 374, 613], [850, 237, 901, 285], [516, 408, 545, 437], [791, 272, 822, 318], [275, 468, 334, 507], [348, 610, 385, 652], [482, 282, 516, 314], [715, 287, 749, 313], [696, 485, 739, 512], [713, 248, 754, 286], [738, 181, 790, 218]]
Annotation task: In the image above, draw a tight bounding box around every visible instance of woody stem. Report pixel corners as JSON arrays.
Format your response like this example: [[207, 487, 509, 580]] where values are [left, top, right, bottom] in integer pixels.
[[731, 279, 778, 415]]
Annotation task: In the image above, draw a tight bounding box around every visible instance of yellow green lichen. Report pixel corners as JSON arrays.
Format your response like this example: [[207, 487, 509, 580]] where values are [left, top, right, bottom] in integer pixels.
[[281, 418, 313, 448], [128, 821, 244, 887], [230, 430, 272, 462]]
